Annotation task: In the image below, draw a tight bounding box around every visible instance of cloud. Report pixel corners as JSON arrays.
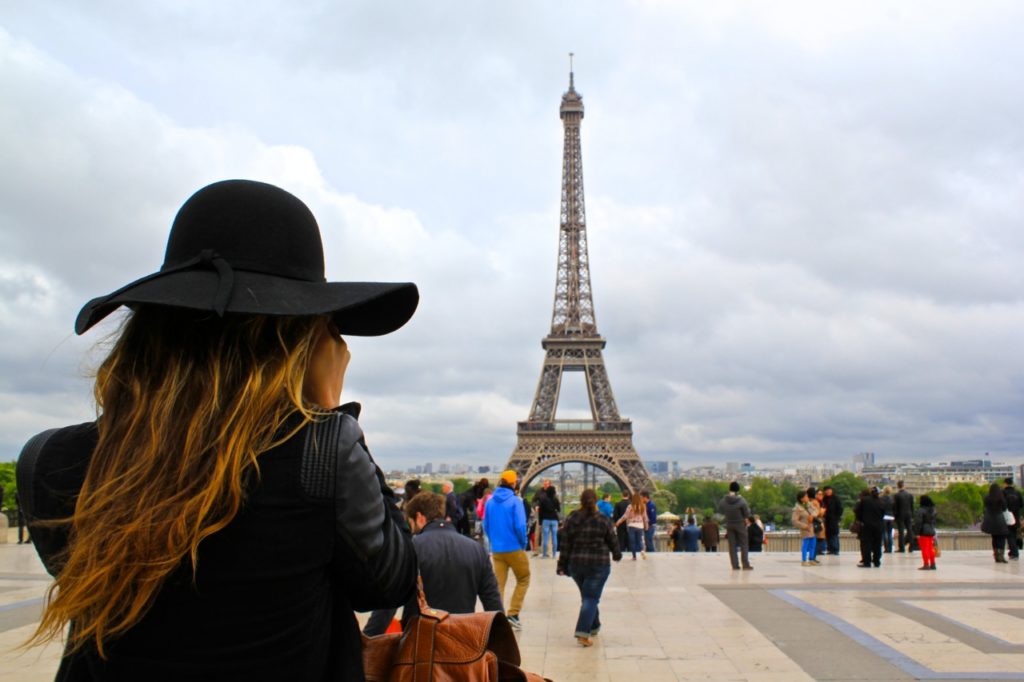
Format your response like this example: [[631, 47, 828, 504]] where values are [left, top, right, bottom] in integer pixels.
[[1, 4, 1023, 474]]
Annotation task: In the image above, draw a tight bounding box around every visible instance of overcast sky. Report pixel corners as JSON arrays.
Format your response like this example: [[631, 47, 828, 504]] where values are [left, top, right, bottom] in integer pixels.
[[2, 2, 1022, 472]]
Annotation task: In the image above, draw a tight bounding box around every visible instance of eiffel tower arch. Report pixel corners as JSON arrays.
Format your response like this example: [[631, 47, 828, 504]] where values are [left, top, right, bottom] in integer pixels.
[[504, 63, 655, 495]]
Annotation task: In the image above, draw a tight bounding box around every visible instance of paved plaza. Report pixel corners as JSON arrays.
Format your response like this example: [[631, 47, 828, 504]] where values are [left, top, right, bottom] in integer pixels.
[[2, 527, 1023, 681]]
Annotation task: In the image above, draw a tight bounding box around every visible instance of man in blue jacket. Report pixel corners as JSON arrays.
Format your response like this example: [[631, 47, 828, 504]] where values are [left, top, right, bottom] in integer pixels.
[[643, 491, 658, 552], [483, 470, 530, 630]]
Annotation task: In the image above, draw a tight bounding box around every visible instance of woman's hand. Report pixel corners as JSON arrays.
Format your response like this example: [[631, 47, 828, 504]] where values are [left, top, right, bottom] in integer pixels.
[[304, 320, 351, 409]]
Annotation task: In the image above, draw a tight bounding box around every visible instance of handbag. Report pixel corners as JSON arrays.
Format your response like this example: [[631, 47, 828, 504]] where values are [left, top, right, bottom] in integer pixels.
[[1003, 510, 1015, 526], [934, 541, 941, 558], [849, 520, 862, 536], [362, 579, 551, 682]]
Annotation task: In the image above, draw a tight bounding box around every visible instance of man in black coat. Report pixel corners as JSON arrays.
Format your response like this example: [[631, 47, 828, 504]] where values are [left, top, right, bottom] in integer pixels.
[[855, 488, 885, 567], [364, 492, 503, 635], [893, 480, 915, 553], [822, 486, 843, 556], [612, 491, 631, 556], [1004, 478, 1022, 560]]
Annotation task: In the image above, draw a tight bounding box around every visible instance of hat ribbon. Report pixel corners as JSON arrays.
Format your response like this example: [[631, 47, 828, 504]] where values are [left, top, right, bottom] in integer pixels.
[[122, 249, 235, 316]]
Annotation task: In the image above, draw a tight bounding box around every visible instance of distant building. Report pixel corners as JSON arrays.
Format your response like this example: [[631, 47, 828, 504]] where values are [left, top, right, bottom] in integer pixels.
[[726, 462, 739, 475], [438, 463, 450, 474], [851, 452, 875, 472], [646, 460, 670, 474], [861, 459, 1014, 495], [739, 463, 754, 474]]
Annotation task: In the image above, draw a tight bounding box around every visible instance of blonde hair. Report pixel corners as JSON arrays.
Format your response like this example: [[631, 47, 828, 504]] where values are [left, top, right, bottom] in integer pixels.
[[30, 307, 326, 657]]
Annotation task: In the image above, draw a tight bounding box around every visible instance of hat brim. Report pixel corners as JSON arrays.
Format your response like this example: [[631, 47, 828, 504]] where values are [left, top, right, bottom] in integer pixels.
[[75, 269, 419, 336]]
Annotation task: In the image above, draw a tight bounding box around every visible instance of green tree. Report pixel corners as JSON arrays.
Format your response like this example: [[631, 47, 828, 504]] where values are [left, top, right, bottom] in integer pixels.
[[942, 483, 984, 521], [934, 499, 974, 528], [650, 489, 677, 516], [0, 461, 16, 511], [745, 477, 784, 514], [451, 478, 471, 495], [600, 481, 619, 495]]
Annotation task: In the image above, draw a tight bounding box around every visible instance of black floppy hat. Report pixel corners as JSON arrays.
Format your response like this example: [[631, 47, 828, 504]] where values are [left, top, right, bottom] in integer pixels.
[[75, 179, 419, 336]]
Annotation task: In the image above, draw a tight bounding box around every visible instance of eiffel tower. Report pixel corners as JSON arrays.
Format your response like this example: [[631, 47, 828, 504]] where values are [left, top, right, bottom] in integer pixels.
[[504, 65, 655, 495]]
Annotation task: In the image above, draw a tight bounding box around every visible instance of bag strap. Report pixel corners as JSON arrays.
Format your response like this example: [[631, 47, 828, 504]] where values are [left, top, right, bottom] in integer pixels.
[[15, 428, 59, 526]]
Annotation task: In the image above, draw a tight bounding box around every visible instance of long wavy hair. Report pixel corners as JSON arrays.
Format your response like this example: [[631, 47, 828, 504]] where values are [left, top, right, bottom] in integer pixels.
[[30, 306, 327, 657]]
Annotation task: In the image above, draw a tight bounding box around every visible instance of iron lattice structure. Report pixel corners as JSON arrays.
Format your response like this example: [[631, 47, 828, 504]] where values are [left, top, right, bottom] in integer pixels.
[[504, 71, 655, 495]]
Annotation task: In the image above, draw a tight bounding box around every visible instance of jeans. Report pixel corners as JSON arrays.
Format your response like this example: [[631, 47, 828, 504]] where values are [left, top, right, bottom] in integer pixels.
[[627, 526, 644, 558], [801, 537, 816, 561], [826, 532, 840, 556], [541, 519, 559, 557], [883, 520, 894, 552], [570, 563, 610, 637], [644, 525, 657, 552], [726, 526, 749, 569]]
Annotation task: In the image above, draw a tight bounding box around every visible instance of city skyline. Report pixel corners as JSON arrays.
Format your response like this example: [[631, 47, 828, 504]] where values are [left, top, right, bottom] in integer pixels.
[[2, 3, 1023, 471]]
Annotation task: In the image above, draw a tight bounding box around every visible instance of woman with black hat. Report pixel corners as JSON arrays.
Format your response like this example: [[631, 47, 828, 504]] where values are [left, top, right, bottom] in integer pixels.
[[18, 180, 419, 681]]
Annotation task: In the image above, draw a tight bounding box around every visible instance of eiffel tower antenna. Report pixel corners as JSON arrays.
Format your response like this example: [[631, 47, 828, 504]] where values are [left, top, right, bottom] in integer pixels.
[[504, 65, 655, 495]]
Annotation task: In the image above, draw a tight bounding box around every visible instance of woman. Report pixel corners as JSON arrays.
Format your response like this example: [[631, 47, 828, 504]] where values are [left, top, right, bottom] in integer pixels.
[[669, 520, 685, 552], [854, 488, 885, 568], [614, 492, 649, 560], [812, 489, 828, 557], [982, 482, 1010, 563], [19, 180, 419, 681], [557, 489, 622, 647], [792, 491, 817, 566], [538, 485, 562, 558], [914, 495, 938, 570], [746, 516, 764, 553]]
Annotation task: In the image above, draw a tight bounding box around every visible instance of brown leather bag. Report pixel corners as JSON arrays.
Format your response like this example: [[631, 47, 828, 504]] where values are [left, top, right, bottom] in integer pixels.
[[362, 583, 551, 682]]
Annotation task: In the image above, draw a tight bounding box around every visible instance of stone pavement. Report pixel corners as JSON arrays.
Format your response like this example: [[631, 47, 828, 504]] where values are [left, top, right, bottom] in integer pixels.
[[2, 529, 1022, 681]]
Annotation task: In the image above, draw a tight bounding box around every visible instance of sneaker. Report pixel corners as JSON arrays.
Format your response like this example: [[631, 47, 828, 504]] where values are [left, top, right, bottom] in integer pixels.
[[576, 636, 593, 647], [801, 561, 812, 566], [809, 560, 821, 565], [507, 615, 522, 630], [918, 565, 930, 570], [742, 565, 754, 570]]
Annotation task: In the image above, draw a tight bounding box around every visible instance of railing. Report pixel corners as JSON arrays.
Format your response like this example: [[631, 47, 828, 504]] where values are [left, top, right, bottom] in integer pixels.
[[651, 530, 999, 553], [517, 420, 632, 433]]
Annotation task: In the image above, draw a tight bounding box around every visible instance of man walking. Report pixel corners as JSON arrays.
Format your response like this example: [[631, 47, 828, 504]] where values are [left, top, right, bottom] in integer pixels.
[[484, 470, 530, 630], [719, 482, 753, 570], [442, 480, 463, 526], [1003, 477, 1022, 560], [823, 486, 843, 556], [893, 480, 915, 553], [612, 491, 631, 554], [642, 491, 658, 552], [363, 492, 503, 635]]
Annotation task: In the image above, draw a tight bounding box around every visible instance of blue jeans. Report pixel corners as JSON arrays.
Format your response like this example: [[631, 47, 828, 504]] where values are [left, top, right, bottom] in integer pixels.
[[644, 525, 657, 552], [570, 563, 610, 637], [826, 533, 840, 556], [627, 526, 644, 558], [801, 537, 816, 561], [542, 519, 559, 557]]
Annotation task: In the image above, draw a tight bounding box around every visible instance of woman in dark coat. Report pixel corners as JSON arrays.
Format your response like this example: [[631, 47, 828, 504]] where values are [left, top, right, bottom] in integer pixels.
[[982, 483, 1010, 563], [854, 488, 885, 568], [18, 181, 419, 681], [557, 489, 622, 647], [913, 495, 938, 570]]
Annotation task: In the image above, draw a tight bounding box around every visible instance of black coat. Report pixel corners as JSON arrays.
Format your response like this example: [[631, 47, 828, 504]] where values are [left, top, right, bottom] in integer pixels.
[[854, 495, 885, 530], [893, 489, 914, 520], [538, 492, 561, 521], [24, 409, 416, 682], [982, 494, 1009, 536], [823, 494, 844, 532], [402, 520, 501, 624]]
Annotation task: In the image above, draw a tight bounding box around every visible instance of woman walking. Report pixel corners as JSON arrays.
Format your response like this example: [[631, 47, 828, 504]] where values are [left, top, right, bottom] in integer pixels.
[[558, 490, 622, 647], [982, 483, 1010, 563], [614, 492, 649, 560], [792, 491, 817, 566], [18, 180, 419, 681], [914, 495, 938, 570]]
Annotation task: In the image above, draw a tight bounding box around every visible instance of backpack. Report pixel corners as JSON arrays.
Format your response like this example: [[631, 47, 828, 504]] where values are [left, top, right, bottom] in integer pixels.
[[363, 581, 550, 682]]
